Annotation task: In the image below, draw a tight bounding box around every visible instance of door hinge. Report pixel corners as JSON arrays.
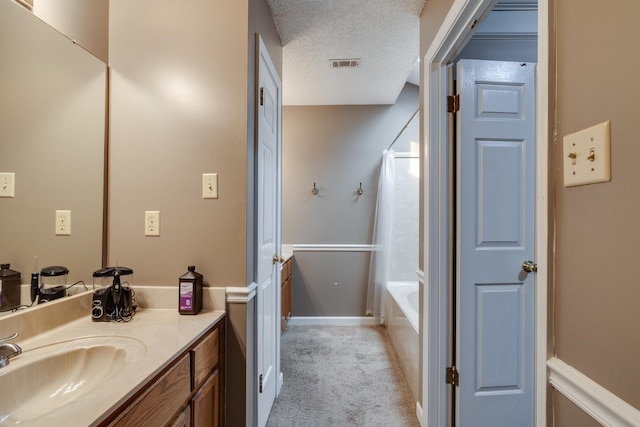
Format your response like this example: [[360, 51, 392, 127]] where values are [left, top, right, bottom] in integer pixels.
[[259, 374, 263, 393], [446, 366, 459, 386], [259, 87, 264, 106], [447, 94, 460, 113]]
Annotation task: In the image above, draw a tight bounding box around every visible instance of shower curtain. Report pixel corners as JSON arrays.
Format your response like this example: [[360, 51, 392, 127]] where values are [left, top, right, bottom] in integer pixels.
[[366, 149, 395, 324]]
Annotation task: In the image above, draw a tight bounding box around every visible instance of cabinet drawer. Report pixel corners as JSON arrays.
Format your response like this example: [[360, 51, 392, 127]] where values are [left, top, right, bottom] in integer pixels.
[[192, 328, 219, 390], [109, 353, 191, 427]]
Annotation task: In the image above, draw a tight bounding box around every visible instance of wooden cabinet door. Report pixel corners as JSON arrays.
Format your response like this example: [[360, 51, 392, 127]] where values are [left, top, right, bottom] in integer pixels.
[[281, 280, 287, 332], [191, 370, 220, 427]]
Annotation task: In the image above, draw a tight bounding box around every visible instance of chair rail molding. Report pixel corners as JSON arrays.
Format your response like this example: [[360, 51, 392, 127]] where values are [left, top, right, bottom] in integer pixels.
[[548, 357, 640, 427], [226, 282, 257, 304], [291, 244, 375, 252]]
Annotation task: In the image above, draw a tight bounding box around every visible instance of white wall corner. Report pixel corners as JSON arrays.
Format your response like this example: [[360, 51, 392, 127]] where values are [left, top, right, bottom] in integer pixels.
[[548, 357, 640, 427]]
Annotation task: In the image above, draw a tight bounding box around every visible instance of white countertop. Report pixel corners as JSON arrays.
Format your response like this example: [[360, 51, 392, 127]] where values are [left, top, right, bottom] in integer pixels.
[[0, 291, 224, 426]]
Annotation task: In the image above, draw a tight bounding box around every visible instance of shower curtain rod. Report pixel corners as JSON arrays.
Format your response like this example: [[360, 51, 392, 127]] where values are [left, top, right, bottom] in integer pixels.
[[387, 108, 419, 150]]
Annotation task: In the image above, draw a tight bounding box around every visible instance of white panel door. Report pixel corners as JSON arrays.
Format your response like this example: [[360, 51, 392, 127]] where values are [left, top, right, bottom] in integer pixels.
[[256, 37, 281, 427], [457, 59, 536, 427]]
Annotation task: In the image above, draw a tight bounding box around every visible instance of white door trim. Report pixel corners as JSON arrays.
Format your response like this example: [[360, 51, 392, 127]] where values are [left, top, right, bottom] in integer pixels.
[[421, 1, 549, 426]]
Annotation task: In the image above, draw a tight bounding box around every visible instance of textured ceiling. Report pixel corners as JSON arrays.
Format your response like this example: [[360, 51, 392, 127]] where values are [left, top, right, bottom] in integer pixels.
[[266, 0, 426, 106]]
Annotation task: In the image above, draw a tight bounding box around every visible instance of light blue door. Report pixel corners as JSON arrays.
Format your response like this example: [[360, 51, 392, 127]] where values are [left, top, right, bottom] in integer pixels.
[[457, 59, 536, 427]]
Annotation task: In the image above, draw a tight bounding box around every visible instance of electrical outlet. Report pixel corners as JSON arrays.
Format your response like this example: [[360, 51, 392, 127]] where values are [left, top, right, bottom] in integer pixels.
[[202, 173, 218, 199], [0, 173, 15, 198], [55, 210, 71, 236], [145, 211, 160, 236]]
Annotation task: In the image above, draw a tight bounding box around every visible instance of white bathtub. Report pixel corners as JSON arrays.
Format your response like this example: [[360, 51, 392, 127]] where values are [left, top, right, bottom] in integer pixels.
[[385, 281, 419, 402]]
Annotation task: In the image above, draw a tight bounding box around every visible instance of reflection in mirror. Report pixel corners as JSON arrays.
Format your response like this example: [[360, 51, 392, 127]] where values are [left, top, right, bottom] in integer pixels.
[[0, 0, 107, 313]]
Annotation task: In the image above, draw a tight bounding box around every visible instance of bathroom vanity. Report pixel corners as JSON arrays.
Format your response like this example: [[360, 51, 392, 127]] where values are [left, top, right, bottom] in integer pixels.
[[104, 319, 223, 426], [0, 290, 225, 426]]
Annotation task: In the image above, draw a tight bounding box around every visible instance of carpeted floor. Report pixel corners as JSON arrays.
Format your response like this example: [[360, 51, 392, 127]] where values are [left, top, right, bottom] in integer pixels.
[[266, 325, 421, 427]]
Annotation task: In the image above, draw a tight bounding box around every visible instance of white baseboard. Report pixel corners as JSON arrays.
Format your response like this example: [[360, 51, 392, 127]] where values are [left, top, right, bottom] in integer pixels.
[[288, 316, 378, 326], [548, 357, 640, 427]]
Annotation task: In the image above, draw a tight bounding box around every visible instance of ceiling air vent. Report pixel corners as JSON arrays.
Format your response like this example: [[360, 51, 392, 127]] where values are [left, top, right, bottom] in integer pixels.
[[329, 58, 360, 68]]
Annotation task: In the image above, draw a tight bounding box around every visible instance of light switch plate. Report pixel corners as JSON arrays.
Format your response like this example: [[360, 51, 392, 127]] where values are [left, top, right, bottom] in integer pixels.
[[202, 173, 218, 199], [563, 121, 611, 187], [0, 172, 15, 197]]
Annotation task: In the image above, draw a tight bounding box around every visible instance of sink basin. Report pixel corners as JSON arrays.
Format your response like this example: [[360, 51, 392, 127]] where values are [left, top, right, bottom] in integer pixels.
[[0, 336, 146, 425]]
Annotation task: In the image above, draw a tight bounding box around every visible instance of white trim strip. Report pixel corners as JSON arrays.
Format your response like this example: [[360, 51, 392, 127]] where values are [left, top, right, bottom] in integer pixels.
[[416, 401, 424, 427], [226, 283, 257, 303], [288, 316, 377, 326], [416, 269, 425, 283], [395, 152, 421, 159], [15, 0, 33, 10], [534, 1, 550, 425], [292, 244, 375, 252], [548, 357, 640, 427]]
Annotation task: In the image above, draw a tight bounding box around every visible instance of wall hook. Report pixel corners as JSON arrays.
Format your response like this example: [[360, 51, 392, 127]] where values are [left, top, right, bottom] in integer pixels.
[[357, 182, 364, 196], [312, 182, 318, 196]]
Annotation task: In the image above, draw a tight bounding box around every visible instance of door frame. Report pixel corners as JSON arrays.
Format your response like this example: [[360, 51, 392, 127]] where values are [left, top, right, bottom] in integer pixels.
[[421, 1, 549, 426]]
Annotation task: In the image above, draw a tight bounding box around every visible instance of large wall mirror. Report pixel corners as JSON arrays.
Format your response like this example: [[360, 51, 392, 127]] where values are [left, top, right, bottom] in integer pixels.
[[0, 0, 107, 308]]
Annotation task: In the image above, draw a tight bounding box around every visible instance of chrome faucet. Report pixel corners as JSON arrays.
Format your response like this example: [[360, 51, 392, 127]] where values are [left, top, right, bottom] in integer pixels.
[[0, 332, 22, 368]]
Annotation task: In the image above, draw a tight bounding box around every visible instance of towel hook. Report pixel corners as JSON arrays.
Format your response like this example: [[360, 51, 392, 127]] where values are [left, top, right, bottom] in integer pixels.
[[312, 182, 318, 196], [357, 182, 364, 196]]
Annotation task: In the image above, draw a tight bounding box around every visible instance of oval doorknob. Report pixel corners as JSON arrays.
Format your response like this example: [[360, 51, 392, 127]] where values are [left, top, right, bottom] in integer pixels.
[[522, 260, 538, 273]]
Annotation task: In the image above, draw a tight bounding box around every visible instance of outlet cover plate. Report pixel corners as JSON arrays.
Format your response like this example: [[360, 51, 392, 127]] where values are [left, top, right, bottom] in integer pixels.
[[145, 211, 160, 236], [0, 172, 15, 198], [563, 121, 611, 187], [55, 210, 71, 236]]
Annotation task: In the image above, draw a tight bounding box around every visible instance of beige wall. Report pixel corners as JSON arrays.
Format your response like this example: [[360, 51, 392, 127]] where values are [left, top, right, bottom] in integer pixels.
[[108, 4, 281, 424], [108, 0, 250, 287], [553, 390, 601, 427], [32, 0, 109, 62], [246, 0, 283, 283], [0, 0, 105, 287], [419, 0, 455, 60], [554, 0, 640, 414]]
